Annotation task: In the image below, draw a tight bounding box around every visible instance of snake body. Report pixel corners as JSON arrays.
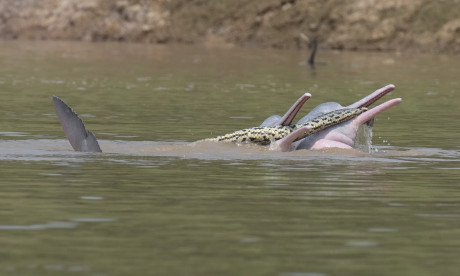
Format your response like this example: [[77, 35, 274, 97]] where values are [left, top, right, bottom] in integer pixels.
[[203, 107, 367, 145]]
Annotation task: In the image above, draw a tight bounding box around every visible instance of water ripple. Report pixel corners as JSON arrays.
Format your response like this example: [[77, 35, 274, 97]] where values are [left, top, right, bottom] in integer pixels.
[[0, 217, 116, 230]]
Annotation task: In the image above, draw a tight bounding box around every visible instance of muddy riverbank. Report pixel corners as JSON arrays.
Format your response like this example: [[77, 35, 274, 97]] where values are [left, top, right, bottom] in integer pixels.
[[1, 0, 459, 54]]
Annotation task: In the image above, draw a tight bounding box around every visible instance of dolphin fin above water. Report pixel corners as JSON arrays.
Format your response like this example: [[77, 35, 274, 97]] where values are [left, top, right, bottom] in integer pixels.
[[52, 96, 102, 152], [52, 85, 398, 153]]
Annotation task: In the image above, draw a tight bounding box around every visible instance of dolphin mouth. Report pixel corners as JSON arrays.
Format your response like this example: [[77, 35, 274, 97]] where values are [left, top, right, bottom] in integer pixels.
[[347, 84, 396, 108], [354, 97, 402, 126]]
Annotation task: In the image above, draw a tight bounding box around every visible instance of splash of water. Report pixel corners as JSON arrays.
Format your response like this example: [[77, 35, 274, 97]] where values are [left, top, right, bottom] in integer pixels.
[[355, 118, 374, 154]]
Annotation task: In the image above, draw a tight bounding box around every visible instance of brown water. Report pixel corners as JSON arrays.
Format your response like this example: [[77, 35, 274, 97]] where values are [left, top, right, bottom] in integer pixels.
[[0, 40, 459, 276]]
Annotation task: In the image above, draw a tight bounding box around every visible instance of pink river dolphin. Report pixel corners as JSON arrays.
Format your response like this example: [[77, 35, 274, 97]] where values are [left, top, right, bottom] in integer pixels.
[[265, 84, 402, 151]]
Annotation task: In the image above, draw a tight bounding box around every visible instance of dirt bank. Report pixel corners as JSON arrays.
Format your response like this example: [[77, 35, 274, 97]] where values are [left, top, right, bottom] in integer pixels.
[[1, 0, 459, 54]]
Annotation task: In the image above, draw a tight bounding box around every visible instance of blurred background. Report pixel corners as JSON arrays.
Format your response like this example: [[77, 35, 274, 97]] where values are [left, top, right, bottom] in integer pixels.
[[1, 0, 459, 54]]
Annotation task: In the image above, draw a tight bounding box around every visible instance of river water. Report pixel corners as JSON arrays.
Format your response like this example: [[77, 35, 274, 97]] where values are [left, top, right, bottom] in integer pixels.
[[0, 41, 459, 276]]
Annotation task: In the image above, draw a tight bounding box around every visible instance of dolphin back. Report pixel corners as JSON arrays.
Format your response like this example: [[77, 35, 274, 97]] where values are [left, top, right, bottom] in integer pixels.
[[52, 96, 102, 152], [259, 115, 283, 127], [297, 102, 343, 124]]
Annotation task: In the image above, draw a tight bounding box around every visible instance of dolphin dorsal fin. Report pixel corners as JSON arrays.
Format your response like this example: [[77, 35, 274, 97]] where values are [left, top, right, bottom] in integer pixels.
[[52, 96, 102, 152]]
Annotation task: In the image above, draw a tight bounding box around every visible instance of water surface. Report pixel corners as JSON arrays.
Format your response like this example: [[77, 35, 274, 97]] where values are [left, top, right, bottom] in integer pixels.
[[0, 41, 459, 276]]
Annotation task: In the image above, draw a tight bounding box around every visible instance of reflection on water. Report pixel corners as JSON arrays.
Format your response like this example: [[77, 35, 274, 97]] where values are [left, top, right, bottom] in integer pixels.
[[0, 40, 459, 276], [0, 218, 115, 230]]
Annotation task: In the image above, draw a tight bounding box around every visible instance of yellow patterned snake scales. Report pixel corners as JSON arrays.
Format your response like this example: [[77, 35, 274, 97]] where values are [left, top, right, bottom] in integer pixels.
[[203, 107, 368, 145]]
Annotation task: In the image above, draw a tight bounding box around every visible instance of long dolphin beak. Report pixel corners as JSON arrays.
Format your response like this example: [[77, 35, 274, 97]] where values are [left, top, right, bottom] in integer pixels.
[[279, 92, 312, 126], [347, 84, 396, 108], [354, 98, 402, 126]]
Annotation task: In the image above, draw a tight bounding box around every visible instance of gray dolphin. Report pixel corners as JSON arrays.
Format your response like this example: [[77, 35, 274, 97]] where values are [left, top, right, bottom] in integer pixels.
[[294, 97, 401, 150], [269, 84, 401, 151]]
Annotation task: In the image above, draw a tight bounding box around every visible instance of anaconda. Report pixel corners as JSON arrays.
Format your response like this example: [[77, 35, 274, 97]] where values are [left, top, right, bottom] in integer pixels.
[[203, 107, 367, 145]]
